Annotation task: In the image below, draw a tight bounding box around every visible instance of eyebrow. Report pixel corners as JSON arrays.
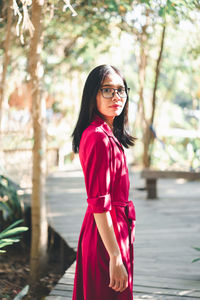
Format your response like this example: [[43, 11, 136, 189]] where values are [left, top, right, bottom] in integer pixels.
[[101, 84, 125, 88]]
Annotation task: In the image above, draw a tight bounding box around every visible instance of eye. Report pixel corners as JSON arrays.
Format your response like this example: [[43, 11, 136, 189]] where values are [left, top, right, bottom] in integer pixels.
[[103, 88, 112, 93], [118, 87, 125, 92]]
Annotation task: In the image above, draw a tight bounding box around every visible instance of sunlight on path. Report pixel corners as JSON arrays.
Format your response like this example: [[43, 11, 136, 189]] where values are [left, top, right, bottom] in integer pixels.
[[45, 163, 200, 299]]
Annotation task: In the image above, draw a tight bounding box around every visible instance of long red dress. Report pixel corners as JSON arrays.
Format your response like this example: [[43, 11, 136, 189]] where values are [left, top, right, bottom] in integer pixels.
[[72, 114, 136, 300]]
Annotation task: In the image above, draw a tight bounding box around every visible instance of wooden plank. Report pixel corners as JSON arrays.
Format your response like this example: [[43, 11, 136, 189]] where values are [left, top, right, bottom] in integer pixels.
[[134, 275, 200, 290], [141, 169, 200, 180], [51, 283, 73, 291], [133, 284, 200, 297], [59, 277, 74, 285], [50, 289, 73, 296], [134, 293, 199, 300], [46, 296, 71, 300]]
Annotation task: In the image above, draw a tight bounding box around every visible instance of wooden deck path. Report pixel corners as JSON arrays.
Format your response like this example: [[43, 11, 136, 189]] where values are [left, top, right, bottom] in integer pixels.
[[45, 162, 200, 299]]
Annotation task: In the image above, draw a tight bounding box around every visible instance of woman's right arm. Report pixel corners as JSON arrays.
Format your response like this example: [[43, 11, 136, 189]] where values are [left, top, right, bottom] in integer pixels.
[[94, 211, 128, 293]]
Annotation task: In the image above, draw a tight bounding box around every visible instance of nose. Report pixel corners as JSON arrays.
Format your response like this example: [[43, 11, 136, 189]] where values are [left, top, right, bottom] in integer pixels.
[[112, 90, 121, 101]]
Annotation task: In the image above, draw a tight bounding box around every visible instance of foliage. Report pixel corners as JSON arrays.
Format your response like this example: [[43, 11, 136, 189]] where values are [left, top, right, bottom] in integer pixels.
[[0, 0, 200, 169], [41, 0, 130, 76], [192, 246, 200, 263], [0, 219, 28, 253], [0, 175, 23, 227]]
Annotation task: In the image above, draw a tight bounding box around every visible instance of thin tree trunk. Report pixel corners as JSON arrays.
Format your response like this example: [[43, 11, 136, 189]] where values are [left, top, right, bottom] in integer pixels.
[[0, 0, 12, 132], [146, 24, 166, 167], [28, 0, 48, 284], [142, 122, 151, 167], [134, 25, 149, 167], [138, 44, 147, 123], [0, 0, 12, 175], [138, 43, 149, 168], [151, 24, 166, 126]]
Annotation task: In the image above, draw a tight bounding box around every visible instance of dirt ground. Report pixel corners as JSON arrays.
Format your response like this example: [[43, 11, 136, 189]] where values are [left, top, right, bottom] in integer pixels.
[[0, 235, 76, 300]]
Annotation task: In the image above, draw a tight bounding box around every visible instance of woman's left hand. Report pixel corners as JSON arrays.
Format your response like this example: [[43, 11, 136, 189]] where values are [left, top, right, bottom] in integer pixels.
[[109, 254, 128, 293]]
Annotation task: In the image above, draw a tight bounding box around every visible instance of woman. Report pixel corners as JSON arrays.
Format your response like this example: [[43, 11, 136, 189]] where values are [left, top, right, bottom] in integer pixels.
[[72, 64, 136, 300]]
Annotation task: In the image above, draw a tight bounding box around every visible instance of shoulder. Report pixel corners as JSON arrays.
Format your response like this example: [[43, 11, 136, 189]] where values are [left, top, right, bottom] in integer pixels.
[[80, 123, 110, 157], [82, 123, 109, 145]]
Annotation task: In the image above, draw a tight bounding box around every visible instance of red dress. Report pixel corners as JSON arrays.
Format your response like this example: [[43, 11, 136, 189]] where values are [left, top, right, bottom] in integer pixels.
[[72, 114, 136, 300]]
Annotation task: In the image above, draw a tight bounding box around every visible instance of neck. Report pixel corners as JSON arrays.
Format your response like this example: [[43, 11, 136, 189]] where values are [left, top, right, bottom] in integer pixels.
[[97, 113, 114, 131], [104, 117, 114, 131]]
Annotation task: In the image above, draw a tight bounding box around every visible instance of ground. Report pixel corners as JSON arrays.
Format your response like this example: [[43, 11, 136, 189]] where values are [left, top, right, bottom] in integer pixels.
[[0, 231, 76, 300]]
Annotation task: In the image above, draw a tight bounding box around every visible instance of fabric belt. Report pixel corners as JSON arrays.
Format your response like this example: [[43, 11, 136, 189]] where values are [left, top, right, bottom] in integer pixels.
[[112, 200, 136, 244]]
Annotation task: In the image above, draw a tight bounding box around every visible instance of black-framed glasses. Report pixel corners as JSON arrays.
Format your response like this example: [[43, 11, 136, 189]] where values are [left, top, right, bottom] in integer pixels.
[[99, 87, 130, 99]]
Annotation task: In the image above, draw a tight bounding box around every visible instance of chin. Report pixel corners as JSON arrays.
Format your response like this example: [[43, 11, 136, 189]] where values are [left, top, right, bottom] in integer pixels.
[[99, 110, 122, 119], [108, 112, 120, 118], [113, 109, 123, 117]]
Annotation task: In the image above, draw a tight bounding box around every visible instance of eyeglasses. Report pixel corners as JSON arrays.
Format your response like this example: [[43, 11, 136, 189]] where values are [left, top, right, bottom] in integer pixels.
[[99, 87, 130, 99]]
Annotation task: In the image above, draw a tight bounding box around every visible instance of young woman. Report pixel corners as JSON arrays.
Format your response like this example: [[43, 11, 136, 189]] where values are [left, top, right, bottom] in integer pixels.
[[72, 65, 136, 300]]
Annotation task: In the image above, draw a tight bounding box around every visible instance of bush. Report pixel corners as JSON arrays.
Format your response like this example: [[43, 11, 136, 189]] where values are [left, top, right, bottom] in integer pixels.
[[0, 175, 23, 229]]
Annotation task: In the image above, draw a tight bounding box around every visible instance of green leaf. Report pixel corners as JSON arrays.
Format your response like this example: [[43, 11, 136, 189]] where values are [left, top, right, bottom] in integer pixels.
[[192, 258, 200, 263], [1, 219, 23, 232], [0, 201, 12, 214], [0, 237, 20, 244], [140, 0, 151, 7], [192, 246, 200, 252], [0, 241, 14, 248], [0, 227, 28, 239], [0, 177, 8, 187]]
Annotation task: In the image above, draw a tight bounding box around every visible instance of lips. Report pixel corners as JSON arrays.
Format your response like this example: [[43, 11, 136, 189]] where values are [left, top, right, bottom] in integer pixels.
[[110, 104, 121, 108]]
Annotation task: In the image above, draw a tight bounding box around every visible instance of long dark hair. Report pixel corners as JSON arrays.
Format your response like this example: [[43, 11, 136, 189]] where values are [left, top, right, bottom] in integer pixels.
[[72, 64, 136, 153]]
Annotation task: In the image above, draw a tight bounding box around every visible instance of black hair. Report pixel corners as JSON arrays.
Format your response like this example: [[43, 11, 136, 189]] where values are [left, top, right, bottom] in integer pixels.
[[72, 64, 136, 153]]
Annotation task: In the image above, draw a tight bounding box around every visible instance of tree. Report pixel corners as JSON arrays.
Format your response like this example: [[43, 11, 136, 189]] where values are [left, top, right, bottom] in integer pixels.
[[143, 23, 166, 167], [118, 0, 198, 167], [0, 0, 13, 175], [0, 0, 13, 132], [10, 0, 124, 289], [27, 0, 48, 284]]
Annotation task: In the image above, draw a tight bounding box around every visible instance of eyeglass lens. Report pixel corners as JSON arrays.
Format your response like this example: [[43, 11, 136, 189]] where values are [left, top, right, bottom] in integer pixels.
[[101, 88, 127, 98]]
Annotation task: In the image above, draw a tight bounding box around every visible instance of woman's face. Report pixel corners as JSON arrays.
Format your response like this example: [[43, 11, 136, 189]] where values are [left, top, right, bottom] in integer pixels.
[[96, 71, 127, 122]]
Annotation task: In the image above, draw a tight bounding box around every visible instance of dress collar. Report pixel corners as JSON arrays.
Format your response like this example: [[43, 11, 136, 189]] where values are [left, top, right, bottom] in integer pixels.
[[91, 114, 113, 137], [91, 114, 124, 151]]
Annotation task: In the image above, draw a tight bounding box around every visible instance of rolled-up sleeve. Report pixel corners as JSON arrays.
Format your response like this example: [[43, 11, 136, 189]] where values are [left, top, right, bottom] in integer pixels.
[[83, 132, 111, 213]]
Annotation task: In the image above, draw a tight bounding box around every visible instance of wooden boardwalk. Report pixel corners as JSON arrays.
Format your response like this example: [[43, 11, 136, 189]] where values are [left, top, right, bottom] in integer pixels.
[[45, 161, 200, 299]]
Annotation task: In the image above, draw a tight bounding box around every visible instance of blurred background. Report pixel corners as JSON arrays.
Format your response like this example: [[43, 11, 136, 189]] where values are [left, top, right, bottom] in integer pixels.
[[0, 0, 200, 189], [0, 1, 200, 299]]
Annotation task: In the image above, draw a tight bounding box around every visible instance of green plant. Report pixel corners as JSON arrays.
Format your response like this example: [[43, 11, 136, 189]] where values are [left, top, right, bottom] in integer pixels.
[[192, 246, 200, 263], [0, 175, 23, 225], [0, 219, 28, 253]]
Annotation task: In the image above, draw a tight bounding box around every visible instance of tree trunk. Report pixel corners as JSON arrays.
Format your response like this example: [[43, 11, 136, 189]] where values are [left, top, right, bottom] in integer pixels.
[[28, 0, 48, 284], [143, 24, 166, 167], [150, 24, 166, 127], [0, 0, 12, 174], [138, 43, 150, 167], [138, 41, 147, 123], [0, 0, 12, 132], [143, 121, 153, 167], [134, 24, 149, 167]]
